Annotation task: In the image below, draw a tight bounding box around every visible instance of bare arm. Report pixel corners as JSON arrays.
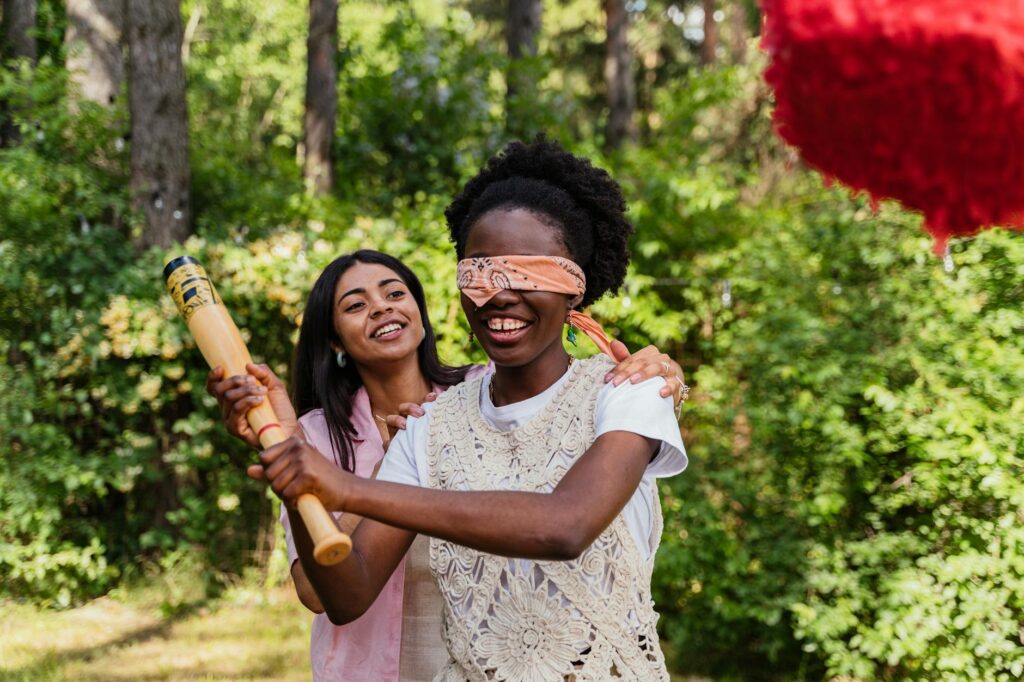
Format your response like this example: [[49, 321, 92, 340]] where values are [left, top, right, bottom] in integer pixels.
[[289, 510, 363, 614], [347, 431, 654, 559], [282, 502, 415, 625], [256, 430, 656, 564]]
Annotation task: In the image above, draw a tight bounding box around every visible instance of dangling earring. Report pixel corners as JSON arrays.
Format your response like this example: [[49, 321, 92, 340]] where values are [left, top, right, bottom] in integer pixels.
[[565, 312, 578, 346], [421, 327, 426, 344], [336, 350, 347, 368]]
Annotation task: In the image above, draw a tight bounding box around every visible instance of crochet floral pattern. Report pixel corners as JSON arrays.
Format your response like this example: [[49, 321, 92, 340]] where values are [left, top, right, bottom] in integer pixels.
[[474, 579, 590, 682], [425, 356, 668, 681]]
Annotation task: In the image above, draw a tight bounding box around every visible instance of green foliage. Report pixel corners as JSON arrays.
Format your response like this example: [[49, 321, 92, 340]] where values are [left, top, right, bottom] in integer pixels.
[[0, 41, 487, 605], [624, 62, 1024, 680], [334, 7, 504, 204], [2, 3, 1023, 681]]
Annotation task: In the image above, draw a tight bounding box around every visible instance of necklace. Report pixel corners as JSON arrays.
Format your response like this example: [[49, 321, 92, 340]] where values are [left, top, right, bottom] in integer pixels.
[[373, 412, 390, 446], [488, 356, 574, 405]]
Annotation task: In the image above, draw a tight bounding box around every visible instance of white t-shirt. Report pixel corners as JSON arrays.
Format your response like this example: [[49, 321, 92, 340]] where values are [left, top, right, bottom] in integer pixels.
[[376, 368, 687, 559]]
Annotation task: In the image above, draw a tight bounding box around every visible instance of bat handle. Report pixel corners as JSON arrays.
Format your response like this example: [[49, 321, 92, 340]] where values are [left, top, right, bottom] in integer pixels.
[[297, 494, 353, 565], [256, 420, 352, 566]]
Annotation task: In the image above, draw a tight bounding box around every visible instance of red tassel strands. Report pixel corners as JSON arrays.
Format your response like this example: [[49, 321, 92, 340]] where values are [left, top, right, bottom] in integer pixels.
[[762, 0, 1024, 254]]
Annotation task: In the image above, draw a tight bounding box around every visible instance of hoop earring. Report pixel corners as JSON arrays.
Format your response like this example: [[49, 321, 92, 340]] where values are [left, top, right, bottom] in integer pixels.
[[336, 350, 347, 368]]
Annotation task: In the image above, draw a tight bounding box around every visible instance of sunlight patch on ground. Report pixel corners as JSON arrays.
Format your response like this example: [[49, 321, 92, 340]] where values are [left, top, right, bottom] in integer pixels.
[[0, 586, 312, 681]]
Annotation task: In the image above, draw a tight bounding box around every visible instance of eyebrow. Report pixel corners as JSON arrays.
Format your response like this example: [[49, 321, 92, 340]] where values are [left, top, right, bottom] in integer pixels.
[[338, 278, 403, 303]]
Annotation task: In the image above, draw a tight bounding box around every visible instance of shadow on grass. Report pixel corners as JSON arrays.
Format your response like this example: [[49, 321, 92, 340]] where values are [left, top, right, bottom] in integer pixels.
[[0, 599, 208, 682]]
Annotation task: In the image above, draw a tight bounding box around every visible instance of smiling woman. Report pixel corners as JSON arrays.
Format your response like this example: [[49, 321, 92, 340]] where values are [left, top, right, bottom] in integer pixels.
[[208, 250, 476, 681], [238, 139, 689, 680], [206, 242, 685, 680]]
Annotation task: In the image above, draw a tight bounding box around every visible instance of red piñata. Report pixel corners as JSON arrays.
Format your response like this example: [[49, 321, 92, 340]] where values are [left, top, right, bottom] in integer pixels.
[[762, 0, 1024, 253]]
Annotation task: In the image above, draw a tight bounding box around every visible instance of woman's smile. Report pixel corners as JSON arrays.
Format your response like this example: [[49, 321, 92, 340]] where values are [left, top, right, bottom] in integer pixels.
[[479, 314, 534, 345], [369, 320, 407, 341]]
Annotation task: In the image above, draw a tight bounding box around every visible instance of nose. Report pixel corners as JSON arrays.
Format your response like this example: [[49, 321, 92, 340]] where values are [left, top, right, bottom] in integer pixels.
[[369, 297, 393, 318], [485, 288, 520, 308]]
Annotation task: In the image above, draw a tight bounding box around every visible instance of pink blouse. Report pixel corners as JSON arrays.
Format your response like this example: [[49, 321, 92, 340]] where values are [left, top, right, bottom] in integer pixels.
[[281, 368, 487, 681]]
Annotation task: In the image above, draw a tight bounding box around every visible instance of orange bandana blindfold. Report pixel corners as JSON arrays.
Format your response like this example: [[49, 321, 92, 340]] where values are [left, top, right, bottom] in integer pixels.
[[456, 256, 616, 358]]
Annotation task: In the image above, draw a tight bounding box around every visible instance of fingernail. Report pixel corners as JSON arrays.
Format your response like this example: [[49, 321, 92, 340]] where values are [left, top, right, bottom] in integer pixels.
[[629, 373, 642, 383], [426, 392, 436, 400], [604, 372, 613, 382], [257, 386, 268, 393], [612, 376, 624, 386]]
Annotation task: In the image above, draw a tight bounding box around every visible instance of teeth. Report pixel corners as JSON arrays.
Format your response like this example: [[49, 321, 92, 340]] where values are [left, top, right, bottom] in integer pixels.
[[487, 318, 528, 331], [373, 323, 402, 338]]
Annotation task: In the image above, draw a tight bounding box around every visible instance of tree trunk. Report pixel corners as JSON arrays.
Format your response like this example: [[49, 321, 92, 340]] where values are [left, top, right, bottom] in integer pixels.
[[728, 0, 749, 64], [505, 0, 541, 92], [66, 0, 126, 107], [701, 0, 718, 65], [506, 0, 541, 61], [127, 0, 191, 249], [303, 0, 337, 196], [603, 0, 636, 151], [1, 0, 37, 146], [1, 0, 37, 61]]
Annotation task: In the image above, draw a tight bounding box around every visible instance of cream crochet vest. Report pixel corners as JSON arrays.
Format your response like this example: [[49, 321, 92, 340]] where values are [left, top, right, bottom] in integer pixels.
[[425, 356, 668, 681]]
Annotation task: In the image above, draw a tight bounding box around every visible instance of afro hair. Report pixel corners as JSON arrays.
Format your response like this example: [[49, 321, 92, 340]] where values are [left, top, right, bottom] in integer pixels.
[[445, 138, 633, 309]]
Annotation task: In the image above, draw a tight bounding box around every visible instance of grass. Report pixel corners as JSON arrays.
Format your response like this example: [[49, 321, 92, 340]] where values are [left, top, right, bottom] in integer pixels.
[[1, 573, 704, 681], [0, 576, 311, 681]]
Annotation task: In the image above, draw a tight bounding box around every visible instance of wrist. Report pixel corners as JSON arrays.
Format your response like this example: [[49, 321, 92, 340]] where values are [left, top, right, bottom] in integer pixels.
[[333, 469, 363, 513], [343, 473, 379, 516]]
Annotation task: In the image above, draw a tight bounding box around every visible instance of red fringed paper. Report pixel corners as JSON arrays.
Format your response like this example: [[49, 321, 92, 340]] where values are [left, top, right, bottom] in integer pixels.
[[762, 0, 1024, 253]]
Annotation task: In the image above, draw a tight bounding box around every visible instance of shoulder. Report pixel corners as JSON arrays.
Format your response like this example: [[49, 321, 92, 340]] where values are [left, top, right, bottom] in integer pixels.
[[298, 407, 326, 427], [595, 373, 675, 430], [463, 363, 492, 381], [296, 408, 343, 465], [597, 373, 670, 406], [578, 353, 615, 376], [571, 354, 616, 396], [377, 402, 438, 487], [297, 408, 329, 438], [594, 374, 687, 478], [433, 364, 490, 395], [436, 371, 485, 405]]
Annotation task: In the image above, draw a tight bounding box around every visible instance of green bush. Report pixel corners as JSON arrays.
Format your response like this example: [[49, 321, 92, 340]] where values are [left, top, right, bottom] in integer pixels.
[[2, 5, 1023, 681], [636, 85, 1024, 680]]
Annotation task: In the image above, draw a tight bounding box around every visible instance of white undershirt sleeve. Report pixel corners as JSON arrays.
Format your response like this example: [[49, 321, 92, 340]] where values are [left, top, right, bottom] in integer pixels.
[[594, 377, 688, 478], [375, 405, 434, 487]]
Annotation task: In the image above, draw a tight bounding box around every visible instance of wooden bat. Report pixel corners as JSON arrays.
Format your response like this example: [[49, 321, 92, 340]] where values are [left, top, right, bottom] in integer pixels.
[[164, 256, 352, 566]]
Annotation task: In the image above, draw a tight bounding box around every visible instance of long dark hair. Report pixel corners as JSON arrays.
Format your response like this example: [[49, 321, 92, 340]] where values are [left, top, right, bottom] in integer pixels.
[[290, 250, 471, 472]]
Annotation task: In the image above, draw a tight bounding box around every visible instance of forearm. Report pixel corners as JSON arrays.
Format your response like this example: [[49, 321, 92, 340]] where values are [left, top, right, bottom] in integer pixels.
[[288, 508, 378, 623], [290, 560, 324, 613], [289, 508, 363, 613], [344, 432, 659, 560], [346, 479, 588, 560]]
